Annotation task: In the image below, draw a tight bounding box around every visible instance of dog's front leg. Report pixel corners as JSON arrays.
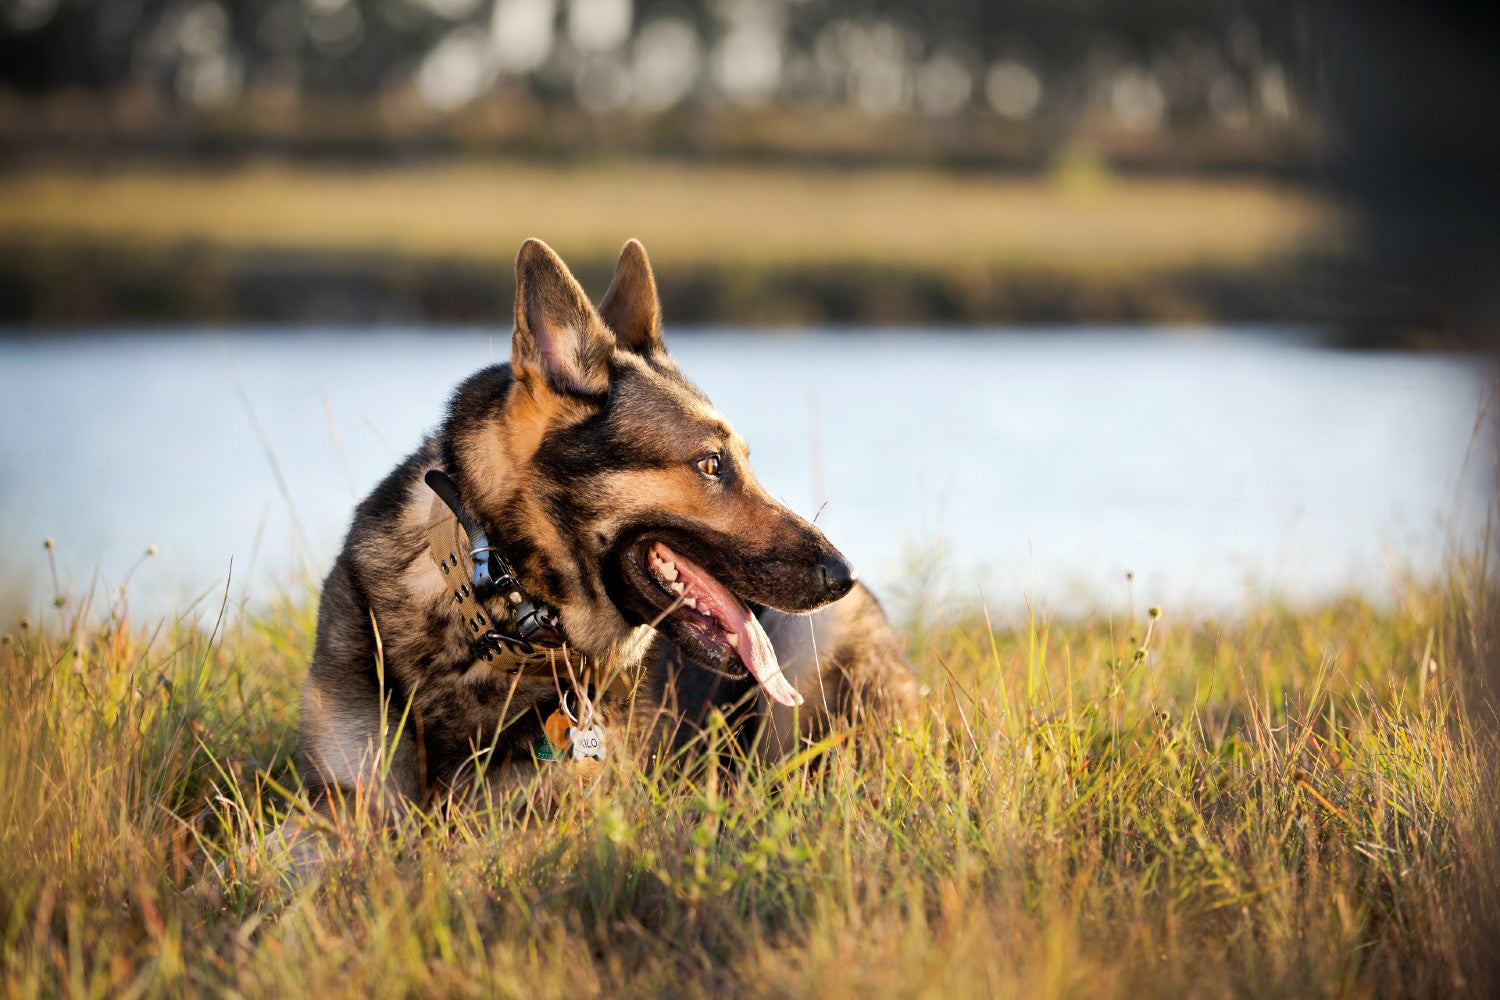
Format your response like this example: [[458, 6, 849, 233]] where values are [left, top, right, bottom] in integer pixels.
[[757, 584, 919, 759]]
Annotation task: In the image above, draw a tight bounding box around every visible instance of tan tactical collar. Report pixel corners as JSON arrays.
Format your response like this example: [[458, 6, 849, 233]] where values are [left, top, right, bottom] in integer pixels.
[[424, 469, 581, 674]]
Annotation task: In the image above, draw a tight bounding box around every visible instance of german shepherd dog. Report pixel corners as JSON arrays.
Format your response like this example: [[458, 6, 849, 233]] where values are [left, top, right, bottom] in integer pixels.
[[295, 238, 917, 832]]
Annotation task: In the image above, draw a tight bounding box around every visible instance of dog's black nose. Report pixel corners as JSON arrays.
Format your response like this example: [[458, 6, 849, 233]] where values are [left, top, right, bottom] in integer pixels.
[[819, 551, 856, 599]]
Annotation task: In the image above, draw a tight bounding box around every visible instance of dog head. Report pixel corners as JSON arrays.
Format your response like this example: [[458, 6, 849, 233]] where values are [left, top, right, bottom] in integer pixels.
[[444, 238, 853, 703]]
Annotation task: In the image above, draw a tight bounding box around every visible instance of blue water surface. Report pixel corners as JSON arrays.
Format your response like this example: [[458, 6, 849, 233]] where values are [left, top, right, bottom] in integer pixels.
[[0, 327, 1491, 622]]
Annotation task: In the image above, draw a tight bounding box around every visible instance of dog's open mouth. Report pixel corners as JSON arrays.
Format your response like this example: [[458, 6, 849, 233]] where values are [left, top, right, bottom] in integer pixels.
[[638, 541, 802, 707]]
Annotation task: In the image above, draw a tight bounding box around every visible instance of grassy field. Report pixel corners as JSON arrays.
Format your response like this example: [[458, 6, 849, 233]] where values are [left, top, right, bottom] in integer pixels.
[[2, 566, 1497, 998]]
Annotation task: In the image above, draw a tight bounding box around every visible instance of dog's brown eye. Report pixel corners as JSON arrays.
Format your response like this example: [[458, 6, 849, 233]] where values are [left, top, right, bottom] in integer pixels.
[[697, 453, 721, 478]]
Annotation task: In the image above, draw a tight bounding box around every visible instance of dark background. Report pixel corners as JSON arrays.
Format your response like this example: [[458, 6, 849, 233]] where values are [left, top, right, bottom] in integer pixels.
[[0, 0, 1495, 344]]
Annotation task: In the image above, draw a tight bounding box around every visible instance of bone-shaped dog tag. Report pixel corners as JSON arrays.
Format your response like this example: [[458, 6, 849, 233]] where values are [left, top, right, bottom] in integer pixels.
[[567, 725, 605, 761]]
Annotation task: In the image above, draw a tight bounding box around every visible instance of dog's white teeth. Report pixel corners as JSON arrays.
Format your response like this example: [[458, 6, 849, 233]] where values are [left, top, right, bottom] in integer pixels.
[[682, 597, 698, 609], [670, 581, 685, 594], [726, 632, 739, 647], [661, 563, 679, 582]]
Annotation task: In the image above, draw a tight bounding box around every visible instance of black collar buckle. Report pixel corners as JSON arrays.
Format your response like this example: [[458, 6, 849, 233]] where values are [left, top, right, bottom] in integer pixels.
[[426, 469, 569, 652]]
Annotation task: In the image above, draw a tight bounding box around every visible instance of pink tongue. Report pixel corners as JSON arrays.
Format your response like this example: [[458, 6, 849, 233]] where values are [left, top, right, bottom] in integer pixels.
[[653, 543, 803, 708], [720, 595, 804, 708]]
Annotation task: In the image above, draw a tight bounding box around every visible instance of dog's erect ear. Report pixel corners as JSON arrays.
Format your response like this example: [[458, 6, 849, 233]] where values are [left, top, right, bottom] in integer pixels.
[[513, 238, 616, 396], [598, 239, 663, 356]]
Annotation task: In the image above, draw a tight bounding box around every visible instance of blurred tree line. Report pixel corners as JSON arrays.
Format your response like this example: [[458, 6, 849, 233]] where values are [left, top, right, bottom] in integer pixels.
[[3, 0, 1493, 343], [0, 0, 1314, 166]]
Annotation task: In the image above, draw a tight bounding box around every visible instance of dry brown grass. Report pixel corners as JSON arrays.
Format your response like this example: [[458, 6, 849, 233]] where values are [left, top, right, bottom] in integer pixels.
[[0, 161, 1343, 274], [1, 561, 1496, 998]]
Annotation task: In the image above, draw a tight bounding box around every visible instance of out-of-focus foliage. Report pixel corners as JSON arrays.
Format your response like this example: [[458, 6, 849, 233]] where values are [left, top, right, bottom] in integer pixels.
[[0, 0, 1309, 132]]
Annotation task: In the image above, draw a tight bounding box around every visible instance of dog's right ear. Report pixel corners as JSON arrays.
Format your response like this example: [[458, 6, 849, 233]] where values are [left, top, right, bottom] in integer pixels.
[[598, 238, 663, 357], [513, 238, 615, 397]]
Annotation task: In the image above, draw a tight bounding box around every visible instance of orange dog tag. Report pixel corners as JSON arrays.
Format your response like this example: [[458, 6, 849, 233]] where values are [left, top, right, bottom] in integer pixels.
[[543, 709, 573, 752]]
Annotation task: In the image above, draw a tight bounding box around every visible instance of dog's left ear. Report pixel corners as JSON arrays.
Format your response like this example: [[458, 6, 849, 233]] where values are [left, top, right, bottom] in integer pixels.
[[598, 239, 663, 356]]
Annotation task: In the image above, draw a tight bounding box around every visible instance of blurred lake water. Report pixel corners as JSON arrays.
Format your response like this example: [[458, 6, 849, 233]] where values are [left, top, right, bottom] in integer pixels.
[[0, 328, 1491, 623]]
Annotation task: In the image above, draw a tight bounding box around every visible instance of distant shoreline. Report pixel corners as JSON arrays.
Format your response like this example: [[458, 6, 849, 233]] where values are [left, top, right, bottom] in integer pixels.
[[0, 246, 1373, 339], [0, 161, 1449, 347]]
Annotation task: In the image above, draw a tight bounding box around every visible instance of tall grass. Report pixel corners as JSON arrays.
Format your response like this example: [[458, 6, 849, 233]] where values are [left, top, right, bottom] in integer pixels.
[[1, 561, 1496, 998]]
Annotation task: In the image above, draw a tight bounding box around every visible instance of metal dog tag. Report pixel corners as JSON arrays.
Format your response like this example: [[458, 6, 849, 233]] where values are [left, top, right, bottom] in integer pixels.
[[567, 725, 606, 761]]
